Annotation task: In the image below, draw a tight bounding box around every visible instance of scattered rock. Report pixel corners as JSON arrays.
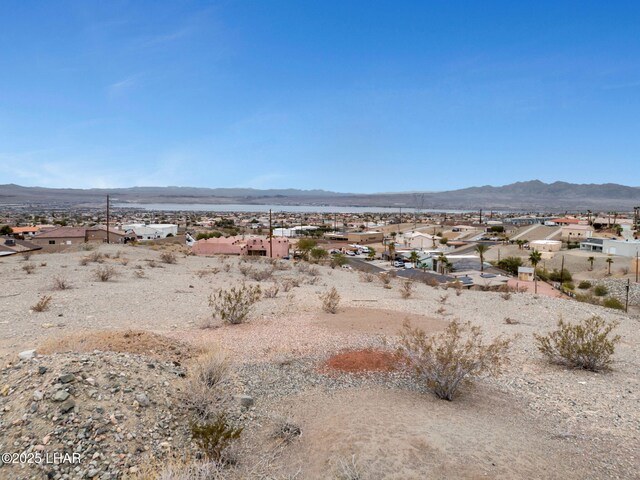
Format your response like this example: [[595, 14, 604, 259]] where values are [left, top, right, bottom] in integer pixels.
[[59, 398, 76, 413], [52, 390, 70, 402], [59, 372, 76, 383], [135, 393, 150, 407], [18, 349, 37, 360], [234, 394, 255, 408]]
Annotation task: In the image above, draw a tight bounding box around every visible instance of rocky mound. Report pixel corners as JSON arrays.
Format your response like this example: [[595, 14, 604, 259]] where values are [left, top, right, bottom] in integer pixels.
[[0, 351, 191, 480]]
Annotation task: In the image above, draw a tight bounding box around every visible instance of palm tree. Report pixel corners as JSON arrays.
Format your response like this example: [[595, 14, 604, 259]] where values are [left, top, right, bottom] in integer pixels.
[[606, 257, 613, 275], [516, 239, 524, 250], [388, 242, 396, 264], [529, 249, 542, 294], [587, 256, 595, 271], [437, 253, 448, 274], [409, 250, 420, 268], [475, 244, 489, 273]]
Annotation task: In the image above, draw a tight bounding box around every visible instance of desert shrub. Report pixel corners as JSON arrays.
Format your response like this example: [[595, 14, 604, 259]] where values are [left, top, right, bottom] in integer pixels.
[[207, 284, 262, 325], [263, 284, 279, 298], [562, 281, 575, 291], [549, 268, 572, 282], [424, 276, 439, 288], [400, 280, 414, 299], [53, 276, 71, 290], [399, 320, 511, 400], [504, 317, 520, 325], [150, 459, 225, 480], [330, 253, 348, 268], [40, 262, 47, 267], [578, 280, 592, 290], [603, 297, 625, 310], [191, 413, 243, 463], [134, 269, 147, 279], [439, 294, 448, 304], [22, 263, 36, 274], [32, 295, 52, 312], [534, 316, 620, 371], [22, 252, 32, 261], [94, 265, 116, 282], [359, 272, 375, 283], [120, 257, 130, 266], [501, 292, 511, 300], [195, 351, 229, 389], [320, 287, 340, 314], [271, 416, 302, 444], [249, 267, 273, 282], [334, 454, 366, 480], [160, 251, 177, 264], [594, 285, 608, 297], [535, 268, 549, 282], [575, 293, 600, 305], [88, 251, 104, 263]]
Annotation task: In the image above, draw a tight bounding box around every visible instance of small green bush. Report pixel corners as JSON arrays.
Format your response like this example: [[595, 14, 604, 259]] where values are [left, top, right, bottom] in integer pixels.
[[191, 413, 243, 463], [577, 280, 592, 289], [562, 281, 575, 291], [549, 268, 572, 282], [603, 297, 625, 310], [207, 283, 262, 325], [534, 316, 620, 371], [594, 285, 608, 297]]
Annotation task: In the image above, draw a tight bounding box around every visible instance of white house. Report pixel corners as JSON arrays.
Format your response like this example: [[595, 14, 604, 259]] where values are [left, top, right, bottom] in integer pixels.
[[123, 223, 178, 240]]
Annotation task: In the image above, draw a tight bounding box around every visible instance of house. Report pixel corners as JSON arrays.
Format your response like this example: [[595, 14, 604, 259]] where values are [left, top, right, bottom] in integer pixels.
[[11, 226, 42, 237], [31, 226, 130, 251], [549, 218, 584, 226], [518, 267, 535, 282], [0, 236, 42, 256], [347, 231, 384, 244], [580, 238, 640, 257], [31, 227, 88, 251], [192, 235, 289, 258], [399, 232, 439, 250], [561, 225, 593, 241], [273, 226, 319, 237], [122, 223, 178, 240], [529, 240, 562, 253]]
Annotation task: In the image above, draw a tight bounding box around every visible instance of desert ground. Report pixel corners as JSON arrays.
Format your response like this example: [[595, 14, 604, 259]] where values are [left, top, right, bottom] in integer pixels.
[[0, 243, 638, 479]]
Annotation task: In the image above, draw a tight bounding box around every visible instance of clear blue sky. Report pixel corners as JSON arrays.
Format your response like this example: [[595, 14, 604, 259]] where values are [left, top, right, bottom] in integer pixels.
[[1, 1, 639, 192]]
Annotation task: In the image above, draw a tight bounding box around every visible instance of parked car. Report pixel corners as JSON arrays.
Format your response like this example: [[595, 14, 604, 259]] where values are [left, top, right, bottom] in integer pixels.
[[346, 251, 356, 256], [393, 260, 404, 268]]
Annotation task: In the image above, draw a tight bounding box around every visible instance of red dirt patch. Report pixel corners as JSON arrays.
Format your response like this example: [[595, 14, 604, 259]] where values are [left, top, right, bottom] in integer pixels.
[[324, 348, 402, 374]]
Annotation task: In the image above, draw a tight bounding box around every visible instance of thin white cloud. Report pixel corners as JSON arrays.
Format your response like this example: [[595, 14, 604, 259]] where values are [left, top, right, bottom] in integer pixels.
[[107, 74, 141, 97]]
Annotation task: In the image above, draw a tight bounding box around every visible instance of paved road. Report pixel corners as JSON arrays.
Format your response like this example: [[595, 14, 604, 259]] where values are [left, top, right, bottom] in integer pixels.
[[347, 257, 453, 283]]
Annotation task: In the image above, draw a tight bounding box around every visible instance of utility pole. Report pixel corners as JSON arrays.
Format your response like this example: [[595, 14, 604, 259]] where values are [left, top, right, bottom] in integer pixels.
[[106, 195, 110, 244], [625, 279, 630, 313], [636, 251, 639, 283], [560, 255, 565, 285], [479, 209, 483, 225], [269, 209, 273, 258], [398, 207, 402, 234]]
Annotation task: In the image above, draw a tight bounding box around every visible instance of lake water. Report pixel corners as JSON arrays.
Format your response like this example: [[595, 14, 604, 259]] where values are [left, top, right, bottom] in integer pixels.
[[114, 203, 472, 214]]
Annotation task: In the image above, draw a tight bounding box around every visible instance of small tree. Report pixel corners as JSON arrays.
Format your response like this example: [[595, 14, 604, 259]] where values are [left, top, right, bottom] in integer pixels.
[[587, 256, 595, 271], [367, 247, 376, 260], [475, 244, 489, 273], [408, 250, 419, 267], [0, 225, 13, 235], [208, 283, 262, 325], [529, 249, 542, 294], [297, 238, 318, 260], [534, 316, 620, 371], [310, 247, 328, 262], [605, 257, 613, 275], [400, 320, 511, 400]]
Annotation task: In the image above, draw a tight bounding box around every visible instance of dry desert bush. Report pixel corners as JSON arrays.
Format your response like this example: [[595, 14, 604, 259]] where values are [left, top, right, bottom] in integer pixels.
[[359, 272, 375, 283], [320, 286, 340, 314], [534, 316, 620, 371], [22, 263, 36, 274], [263, 284, 280, 298], [206, 283, 262, 326], [32, 295, 52, 312], [399, 320, 511, 400], [160, 251, 177, 264], [191, 414, 243, 464], [400, 280, 414, 299], [424, 276, 439, 288], [52, 276, 71, 290], [333, 454, 367, 480], [271, 415, 302, 444], [94, 265, 116, 282]]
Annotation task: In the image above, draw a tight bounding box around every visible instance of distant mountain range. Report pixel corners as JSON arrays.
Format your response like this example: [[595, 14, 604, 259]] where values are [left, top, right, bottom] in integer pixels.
[[1, 180, 639, 211]]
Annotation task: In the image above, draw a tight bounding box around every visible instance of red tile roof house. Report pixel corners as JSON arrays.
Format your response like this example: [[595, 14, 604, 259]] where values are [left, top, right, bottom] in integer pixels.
[[192, 235, 289, 258]]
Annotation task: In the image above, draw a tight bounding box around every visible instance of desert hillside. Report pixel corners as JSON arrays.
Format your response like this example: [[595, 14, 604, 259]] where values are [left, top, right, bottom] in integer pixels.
[[0, 244, 638, 479]]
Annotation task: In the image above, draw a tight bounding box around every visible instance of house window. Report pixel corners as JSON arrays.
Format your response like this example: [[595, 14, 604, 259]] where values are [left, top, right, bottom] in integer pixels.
[[49, 240, 56, 245]]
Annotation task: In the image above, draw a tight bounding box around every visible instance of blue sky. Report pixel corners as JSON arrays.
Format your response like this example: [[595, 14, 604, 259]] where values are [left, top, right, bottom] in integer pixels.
[[1, 1, 639, 192]]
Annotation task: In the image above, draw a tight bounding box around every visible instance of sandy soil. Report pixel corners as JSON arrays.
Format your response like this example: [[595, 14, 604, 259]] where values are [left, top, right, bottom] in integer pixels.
[[1, 244, 638, 479]]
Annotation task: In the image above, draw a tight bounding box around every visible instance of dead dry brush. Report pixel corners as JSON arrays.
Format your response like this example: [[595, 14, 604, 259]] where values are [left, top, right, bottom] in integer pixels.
[[320, 286, 341, 314]]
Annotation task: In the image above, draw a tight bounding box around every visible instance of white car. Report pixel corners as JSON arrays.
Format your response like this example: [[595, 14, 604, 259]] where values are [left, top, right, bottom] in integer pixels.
[[393, 260, 404, 268]]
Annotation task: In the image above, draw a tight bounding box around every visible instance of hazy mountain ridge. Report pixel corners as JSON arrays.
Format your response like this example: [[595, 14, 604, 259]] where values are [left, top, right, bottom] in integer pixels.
[[1, 181, 640, 210]]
